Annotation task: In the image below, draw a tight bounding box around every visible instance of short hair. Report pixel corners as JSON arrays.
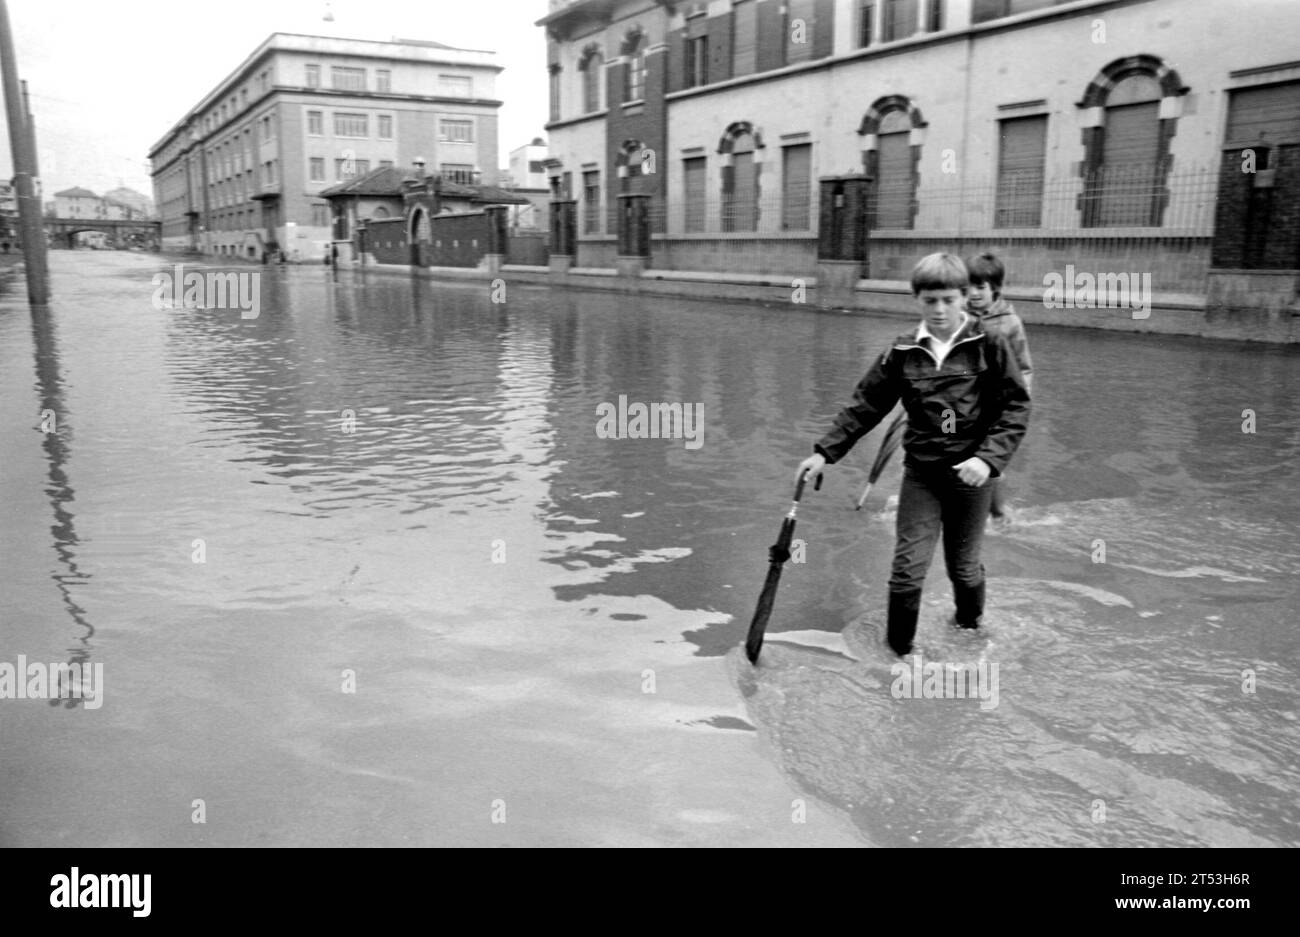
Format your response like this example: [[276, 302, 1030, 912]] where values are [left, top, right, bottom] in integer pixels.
[[910, 253, 968, 295], [965, 251, 1006, 295]]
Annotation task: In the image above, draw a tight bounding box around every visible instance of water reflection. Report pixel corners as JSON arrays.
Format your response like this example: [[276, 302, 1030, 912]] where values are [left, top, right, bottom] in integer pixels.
[[29, 304, 94, 708]]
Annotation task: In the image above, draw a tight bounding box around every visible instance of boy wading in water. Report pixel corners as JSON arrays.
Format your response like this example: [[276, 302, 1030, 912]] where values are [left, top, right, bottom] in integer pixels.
[[797, 254, 1031, 657], [964, 251, 1034, 529]]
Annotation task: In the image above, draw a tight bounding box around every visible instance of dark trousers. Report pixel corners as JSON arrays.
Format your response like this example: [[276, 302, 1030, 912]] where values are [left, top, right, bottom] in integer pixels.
[[886, 463, 992, 654]]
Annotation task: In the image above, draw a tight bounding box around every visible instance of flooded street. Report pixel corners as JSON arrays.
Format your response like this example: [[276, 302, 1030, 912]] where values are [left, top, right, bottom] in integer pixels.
[[2, 251, 1297, 847]]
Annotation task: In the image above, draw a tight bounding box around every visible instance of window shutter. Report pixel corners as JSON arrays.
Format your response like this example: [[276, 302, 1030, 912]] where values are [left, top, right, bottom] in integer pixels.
[[732, 1, 757, 77], [996, 115, 1046, 227], [787, 0, 815, 64], [875, 131, 912, 228], [1226, 83, 1300, 146]]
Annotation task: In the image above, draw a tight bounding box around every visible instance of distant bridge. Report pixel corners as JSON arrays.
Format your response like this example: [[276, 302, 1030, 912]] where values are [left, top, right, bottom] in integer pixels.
[[44, 217, 162, 249]]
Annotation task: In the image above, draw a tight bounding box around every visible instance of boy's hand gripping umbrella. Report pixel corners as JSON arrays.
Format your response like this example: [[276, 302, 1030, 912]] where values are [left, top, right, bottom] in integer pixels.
[[745, 468, 822, 665], [856, 409, 907, 510]]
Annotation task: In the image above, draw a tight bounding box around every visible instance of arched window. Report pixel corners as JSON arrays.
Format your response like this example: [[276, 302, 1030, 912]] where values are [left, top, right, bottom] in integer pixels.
[[876, 109, 913, 228], [372, 206, 390, 219], [579, 46, 604, 114], [1093, 74, 1162, 225], [1079, 56, 1187, 227], [719, 123, 762, 232], [410, 206, 430, 243], [858, 96, 924, 230], [622, 30, 646, 103]]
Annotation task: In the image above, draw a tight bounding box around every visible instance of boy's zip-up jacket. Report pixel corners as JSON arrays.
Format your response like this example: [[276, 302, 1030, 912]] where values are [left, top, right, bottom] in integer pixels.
[[814, 316, 1031, 476]]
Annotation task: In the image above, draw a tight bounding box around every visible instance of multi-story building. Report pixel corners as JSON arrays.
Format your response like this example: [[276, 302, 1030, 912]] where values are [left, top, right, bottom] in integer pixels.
[[50, 186, 150, 222], [538, 0, 1300, 312], [149, 33, 503, 260], [103, 187, 156, 220], [52, 187, 105, 219], [507, 137, 550, 189]]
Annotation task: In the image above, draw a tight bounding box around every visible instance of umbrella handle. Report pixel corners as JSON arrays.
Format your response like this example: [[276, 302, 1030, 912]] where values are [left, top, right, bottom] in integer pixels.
[[793, 467, 823, 503]]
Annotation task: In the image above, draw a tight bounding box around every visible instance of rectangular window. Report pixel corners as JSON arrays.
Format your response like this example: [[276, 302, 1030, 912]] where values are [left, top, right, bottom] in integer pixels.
[[583, 59, 602, 113], [332, 67, 366, 91], [874, 130, 913, 228], [786, 0, 815, 64], [376, 69, 391, 93], [994, 115, 1046, 228], [333, 158, 369, 180], [438, 74, 472, 97], [334, 113, 368, 137], [683, 157, 707, 232], [726, 151, 758, 232], [377, 115, 393, 139], [583, 169, 601, 234], [310, 158, 325, 182], [261, 115, 275, 141], [858, 1, 875, 46], [379, 160, 394, 169], [305, 64, 320, 88], [732, 0, 757, 76], [307, 110, 323, 135], [312, 204, 329, 227], [624, 53, 646, 102], [971, 0, 1056, 23], [781, 143, 812, 231], [440, 163, 475, 184], [1091, 101, 1161, 227], [926, 0, 945, 30], [685, 35, 709, 88], [549, 69, 560, 122], [883, 0, 918, 41], [439, 119, 474, 143]]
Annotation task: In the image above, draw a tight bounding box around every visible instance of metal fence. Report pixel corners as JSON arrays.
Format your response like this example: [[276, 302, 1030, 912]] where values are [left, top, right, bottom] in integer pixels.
[[629, 165, 1219, 240], [881, 164, 1220, 235], [615, 166, 1221, 275]]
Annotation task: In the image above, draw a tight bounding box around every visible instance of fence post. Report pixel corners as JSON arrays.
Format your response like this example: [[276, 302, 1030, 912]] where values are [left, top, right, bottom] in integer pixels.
[[816, 174, 871, 308]]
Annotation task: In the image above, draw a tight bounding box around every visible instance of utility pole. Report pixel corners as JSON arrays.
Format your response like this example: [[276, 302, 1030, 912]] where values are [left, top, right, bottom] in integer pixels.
[[0, 0, 49, 304]]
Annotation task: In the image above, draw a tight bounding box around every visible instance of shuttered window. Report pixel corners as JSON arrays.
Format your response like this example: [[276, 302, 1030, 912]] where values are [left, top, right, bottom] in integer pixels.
[[782, 144, 812, 230], [724, 133, 759, 232], [995, 115, 1046, 227], [786, 0, 815, 64], [858, 1, 875, 46], [883, 0, 918, 41], [684, 157, 707, 232], [874, 111, 913, 229], [583, 170, 601, 234], [1091, 74, 1163, 226], [732, 0, 757, 77], [1225, 82, 1300, 146], [582, 53, 603, 113], [972, 0, 1056, 22]]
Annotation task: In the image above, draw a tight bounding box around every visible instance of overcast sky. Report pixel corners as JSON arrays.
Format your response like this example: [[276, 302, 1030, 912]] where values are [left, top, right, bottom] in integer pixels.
[[0, 0, 550, 199]]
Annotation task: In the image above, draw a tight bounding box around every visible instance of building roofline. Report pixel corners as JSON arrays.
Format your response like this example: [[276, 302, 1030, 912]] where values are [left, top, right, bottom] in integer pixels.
[[148, 32, 502, 158]]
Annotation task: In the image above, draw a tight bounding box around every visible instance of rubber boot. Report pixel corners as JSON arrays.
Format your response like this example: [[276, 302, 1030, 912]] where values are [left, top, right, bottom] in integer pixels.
[[953, 579, 986, 629], [886, 589, 922, 656]]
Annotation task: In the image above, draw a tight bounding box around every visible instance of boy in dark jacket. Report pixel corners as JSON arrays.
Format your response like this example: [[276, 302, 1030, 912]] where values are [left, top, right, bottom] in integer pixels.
[[965, 251, 1033, 527], [797, 254, 1030, 656]]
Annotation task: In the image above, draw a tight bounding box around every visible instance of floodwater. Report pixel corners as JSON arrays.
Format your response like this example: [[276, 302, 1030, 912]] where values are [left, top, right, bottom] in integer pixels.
[[2, 251, 1297, 847]]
